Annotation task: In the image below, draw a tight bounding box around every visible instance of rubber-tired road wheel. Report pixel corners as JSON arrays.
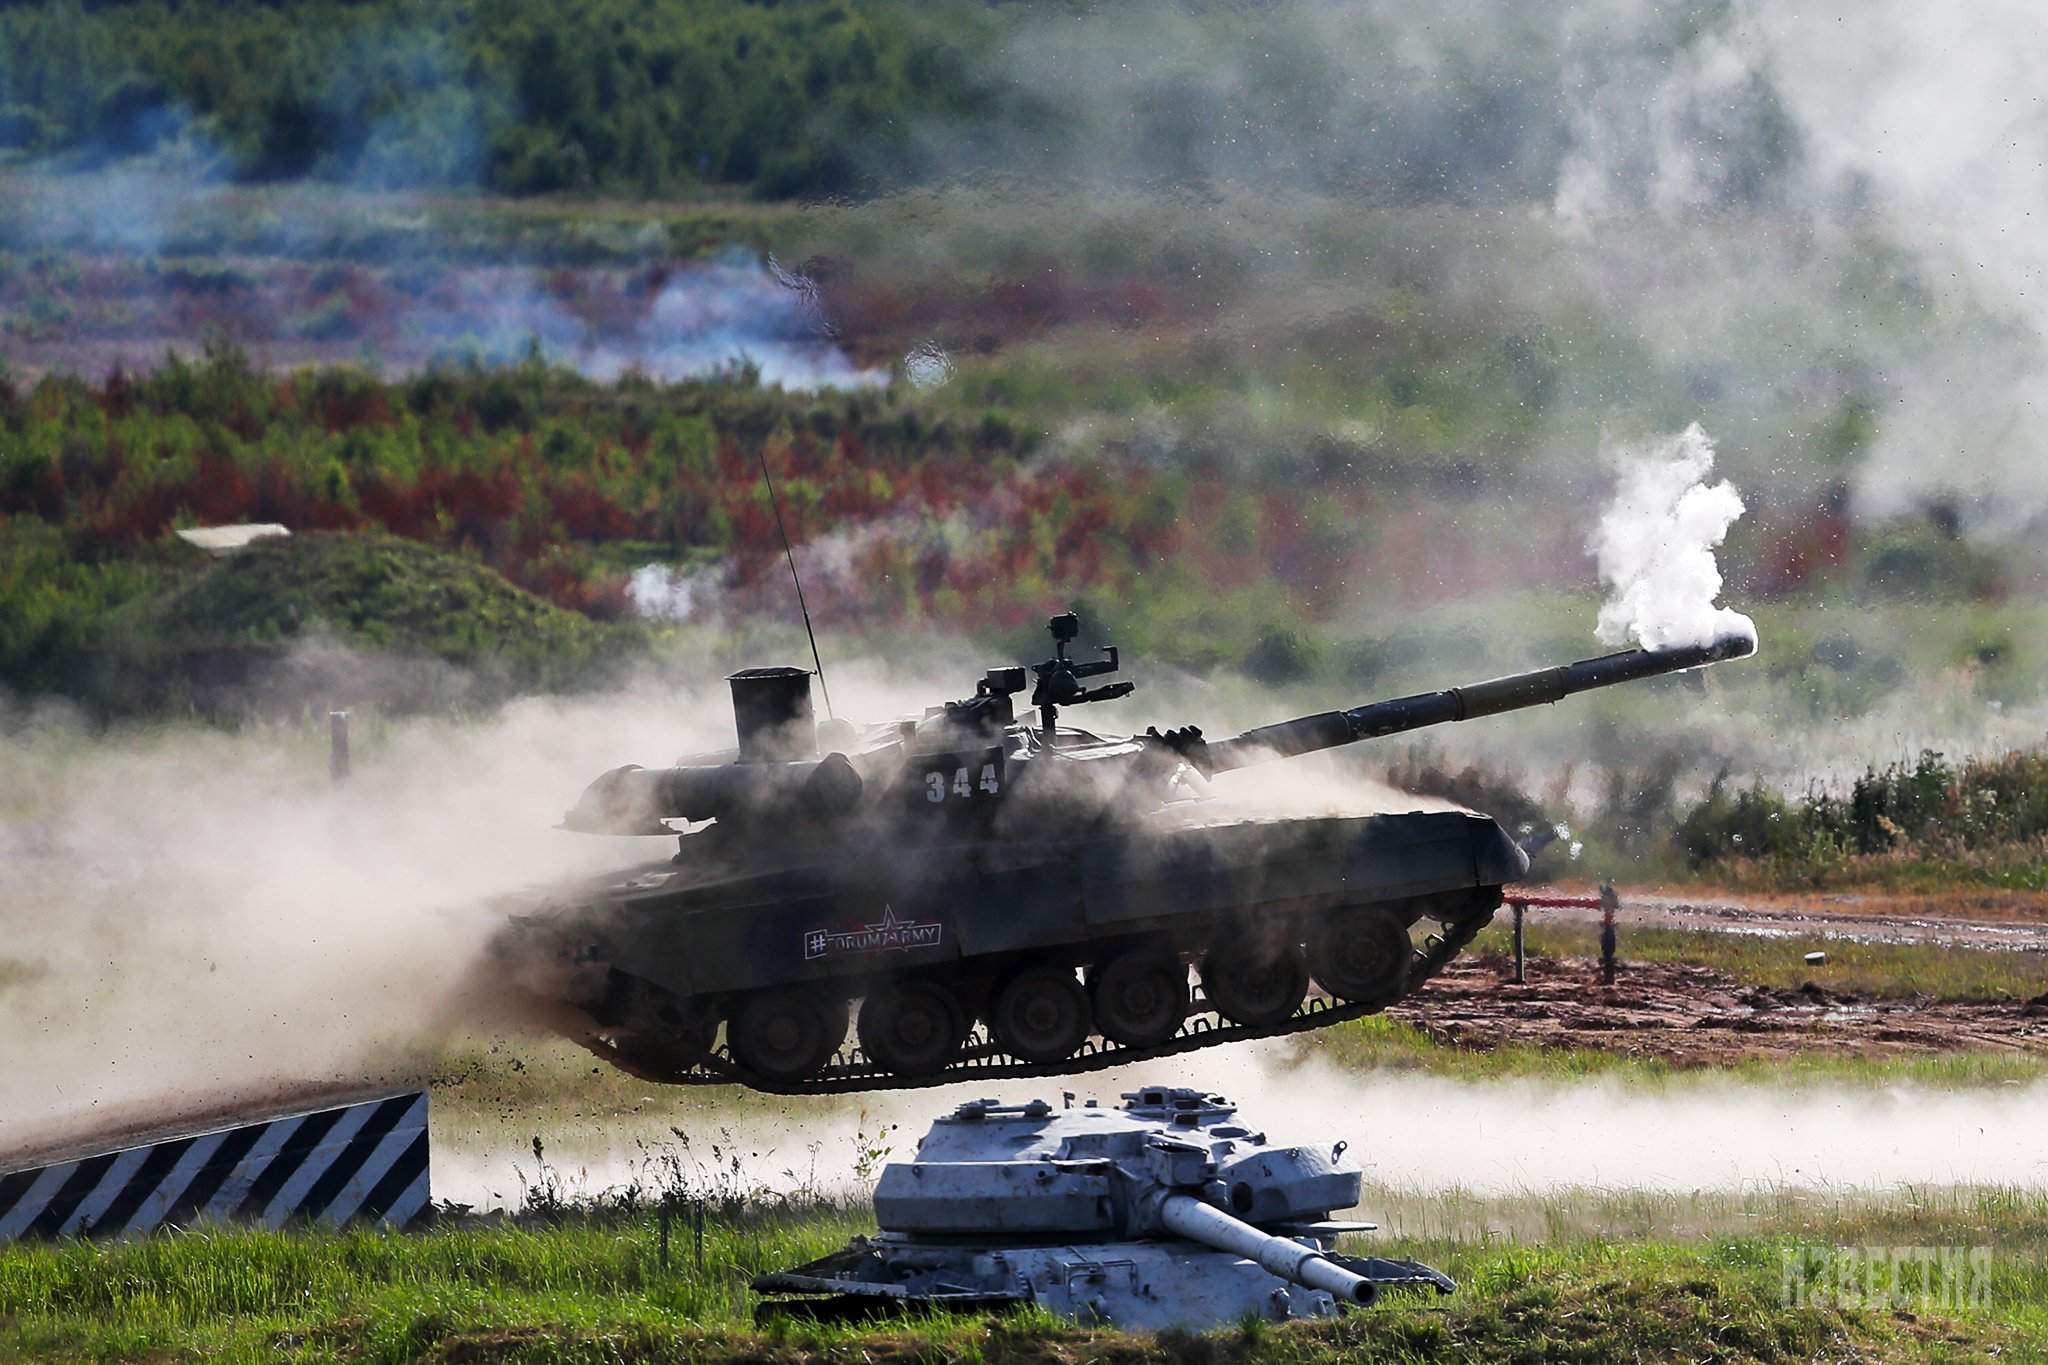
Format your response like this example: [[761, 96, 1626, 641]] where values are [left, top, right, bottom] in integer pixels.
[[1201, 939, 1310, 1027], [857, 981, 968, 1076], [991, 967, 1092, 1064], [730, 988, 847, 1082], [1090, 952, 1189, 1046], [1307, 906, 1413, 1005]]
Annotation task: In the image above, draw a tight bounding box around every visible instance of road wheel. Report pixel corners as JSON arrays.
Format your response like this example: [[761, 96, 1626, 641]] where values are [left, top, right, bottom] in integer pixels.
[[596, 974, 717, 1078], [1201, 940, 1310, 1027], [1307, 906, 1413, 1005], [730, 988, 846, 1082], [857, 981, 968, 1077], [1089, 952, 1189, 1047], [991, 967, 1092, 1064]]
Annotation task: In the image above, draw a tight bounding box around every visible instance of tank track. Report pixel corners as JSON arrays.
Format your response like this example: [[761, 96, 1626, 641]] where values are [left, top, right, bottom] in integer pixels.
[[577, 903, 1497, 1097]]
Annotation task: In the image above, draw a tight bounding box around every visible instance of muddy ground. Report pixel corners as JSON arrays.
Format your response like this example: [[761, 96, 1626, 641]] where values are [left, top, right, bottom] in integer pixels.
[[1396, 955, 2048, 1065], [1388, 890, 2048, 1064]]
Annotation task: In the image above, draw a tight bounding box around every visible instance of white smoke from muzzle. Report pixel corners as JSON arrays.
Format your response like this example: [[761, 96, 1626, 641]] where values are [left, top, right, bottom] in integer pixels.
[[1591, 424, 1758, 652]]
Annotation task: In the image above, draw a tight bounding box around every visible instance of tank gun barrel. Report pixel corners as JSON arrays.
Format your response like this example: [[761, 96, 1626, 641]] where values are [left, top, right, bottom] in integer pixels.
[[1155, 1193, 1380, 1306], [1196, 632, 1757, 775]]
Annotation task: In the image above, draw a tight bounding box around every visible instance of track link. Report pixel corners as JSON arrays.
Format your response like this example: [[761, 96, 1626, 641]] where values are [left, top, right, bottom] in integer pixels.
[[577, 904, 1496, 1096]]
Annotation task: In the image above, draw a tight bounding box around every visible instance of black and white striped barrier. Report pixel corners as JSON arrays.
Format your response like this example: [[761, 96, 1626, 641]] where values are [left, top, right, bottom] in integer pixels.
[[0, 1091, 429, 1242]]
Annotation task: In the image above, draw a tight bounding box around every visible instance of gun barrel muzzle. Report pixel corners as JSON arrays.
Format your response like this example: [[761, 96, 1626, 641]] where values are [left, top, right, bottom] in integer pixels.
[[1156, 1193, 1379, 1305]]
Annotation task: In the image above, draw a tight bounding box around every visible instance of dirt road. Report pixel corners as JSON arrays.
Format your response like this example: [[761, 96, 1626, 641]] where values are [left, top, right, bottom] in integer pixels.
[[1530, 889, 2048, 952], [1394, 954, 2048, 1065]]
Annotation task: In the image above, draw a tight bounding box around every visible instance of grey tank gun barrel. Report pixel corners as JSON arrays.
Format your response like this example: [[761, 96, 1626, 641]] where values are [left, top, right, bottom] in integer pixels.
[[1154, 1193, 1380, 1306], [1194, 632, 1757, 775]]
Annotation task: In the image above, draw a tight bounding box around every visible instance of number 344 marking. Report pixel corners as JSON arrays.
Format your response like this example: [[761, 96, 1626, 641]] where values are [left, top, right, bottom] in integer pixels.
[[926, 763, 1001, 803]]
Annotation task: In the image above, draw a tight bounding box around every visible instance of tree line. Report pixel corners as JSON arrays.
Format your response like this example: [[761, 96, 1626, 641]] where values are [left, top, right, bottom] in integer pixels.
[[0, 0, 1002, 196], [0, 0, 1798, 203]]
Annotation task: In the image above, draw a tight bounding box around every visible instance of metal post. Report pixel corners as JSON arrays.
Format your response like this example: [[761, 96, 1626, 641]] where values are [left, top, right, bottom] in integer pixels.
[[1599, 881, 1619, 985], [329, 710, 350, 783], [693, 1200, 705, 1272], [1512, 902, 1526, 984]]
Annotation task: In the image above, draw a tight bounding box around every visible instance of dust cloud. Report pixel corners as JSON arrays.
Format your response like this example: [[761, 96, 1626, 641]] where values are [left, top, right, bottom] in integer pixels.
[[0, 643, 1445, 1165], [0, 678, 723, 1162], [430, 1043, 2048, 1210], [1202, 756, 1465, 820]]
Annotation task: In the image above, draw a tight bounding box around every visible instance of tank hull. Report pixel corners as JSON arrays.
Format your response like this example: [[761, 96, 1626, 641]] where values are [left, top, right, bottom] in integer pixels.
[[754, 1234, 1453, 1331], [500, 808, 1526, 1090]]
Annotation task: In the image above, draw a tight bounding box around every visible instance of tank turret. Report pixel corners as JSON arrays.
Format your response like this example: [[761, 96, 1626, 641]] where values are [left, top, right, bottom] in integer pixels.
[[753, 1083, 1452, 1329], [559, 612, 1753, 837], [499, 610, 1756, 1090]]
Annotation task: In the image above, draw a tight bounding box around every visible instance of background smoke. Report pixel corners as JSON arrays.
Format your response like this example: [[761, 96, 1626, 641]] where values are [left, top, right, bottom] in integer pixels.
[[1543, 1, 2048, 544]]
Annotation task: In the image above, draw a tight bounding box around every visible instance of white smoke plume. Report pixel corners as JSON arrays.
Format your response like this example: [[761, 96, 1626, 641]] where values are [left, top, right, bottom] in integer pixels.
[[625, 564, 716, 623], [5, 172, 886, 390], [1591, 424, 1758, 652], [1755, 1, 2048, 537], [464, 252, 886, 390]]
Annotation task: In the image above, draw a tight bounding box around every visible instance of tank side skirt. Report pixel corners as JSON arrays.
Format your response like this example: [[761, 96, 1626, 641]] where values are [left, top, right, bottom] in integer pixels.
[[573, 892, 1498, 1095]]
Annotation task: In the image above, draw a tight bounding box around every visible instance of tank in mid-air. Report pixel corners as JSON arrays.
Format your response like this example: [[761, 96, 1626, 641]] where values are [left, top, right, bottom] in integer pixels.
[[752, 1082, 1453, 1329], [497, 612, 1754, 1092]]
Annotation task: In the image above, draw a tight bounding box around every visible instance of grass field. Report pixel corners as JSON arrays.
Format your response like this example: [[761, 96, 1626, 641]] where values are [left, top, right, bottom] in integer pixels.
[[1502, 922, 2048, 1003], [1, 1186, 2041, 1363], [1301, 1013, 2048, 1089]]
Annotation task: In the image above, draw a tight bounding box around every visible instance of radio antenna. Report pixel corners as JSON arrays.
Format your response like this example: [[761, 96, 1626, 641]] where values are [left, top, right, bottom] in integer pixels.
[[756, 448, 834, 719]]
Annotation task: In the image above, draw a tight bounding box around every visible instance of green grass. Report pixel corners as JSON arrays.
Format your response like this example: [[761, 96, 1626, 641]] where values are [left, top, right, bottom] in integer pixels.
[[1675, 845, 2048, 896], [1364, 1180, 2048, 1247], [80, 530, 644, 713], [128, 531, 608, 659], [1302, 1014, 2048, 1090], [1506, 922, 2048, 1003], [1, 1194, 2041, 1362]]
